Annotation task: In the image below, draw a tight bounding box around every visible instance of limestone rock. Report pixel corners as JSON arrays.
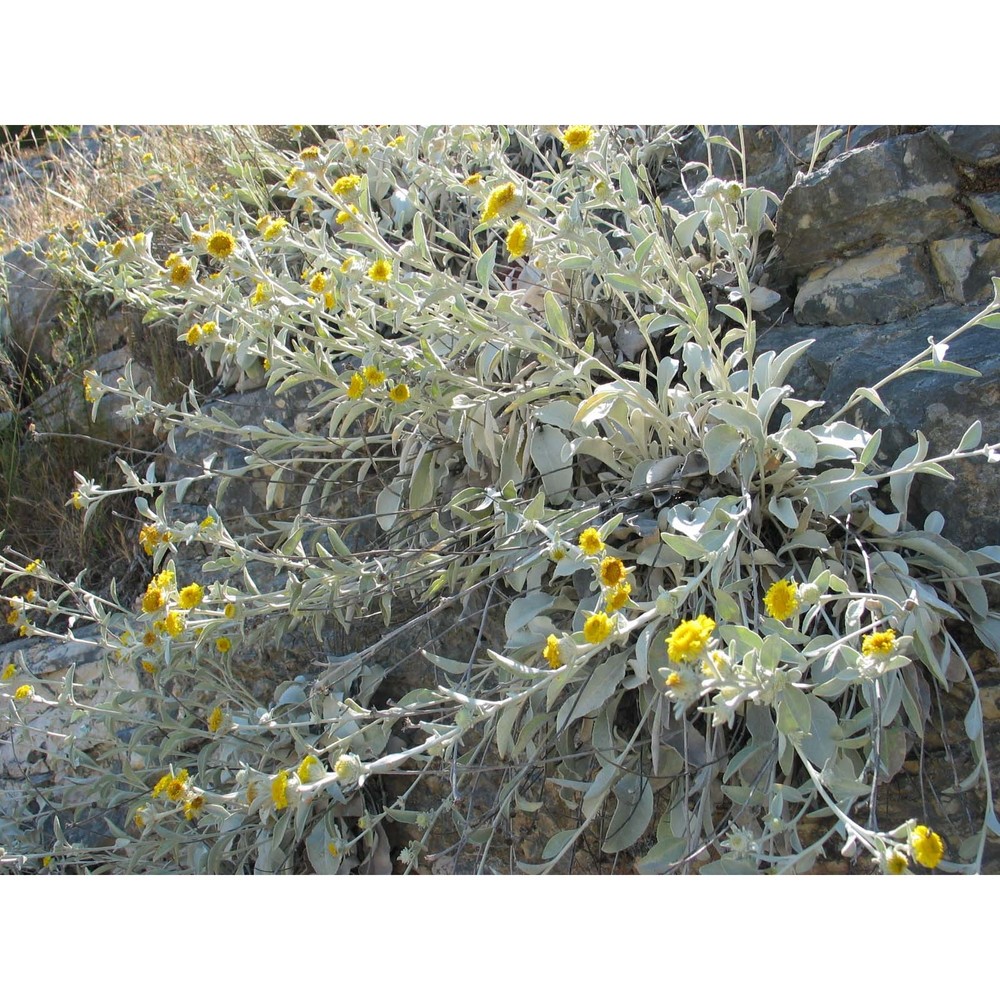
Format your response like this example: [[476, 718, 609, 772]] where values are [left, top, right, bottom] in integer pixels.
[[929, 235, 1000, 303], [794, 245, 940, 326], [30, 348, 156, 448], [929, 126, 1000, 166], [965, 192, 1000, 235], [776, 132, 965, 275]]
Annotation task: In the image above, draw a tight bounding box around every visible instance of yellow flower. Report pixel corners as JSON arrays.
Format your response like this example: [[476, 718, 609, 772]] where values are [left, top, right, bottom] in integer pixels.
[[336, 207, 359, 226], [170, 261, 193, 286], [340, 256, 356, 274], [142, 631, 158, 648], [163, 611, 185, 637], [323, 291, 336, 310], [481, 181, 518, 223], [183, 795, 205, 821], [139, 525, 160, 555], [368, 258, 392, 283], [250, 282, 270, 306], [363, 365, 385, 387], [606, 582, 632, 613], [297, 754, 324, 783], [666, 615, 716, 663], [505, 221, 531, 259], [543, 634, 563, 669], [300, 145, 320, 161], [177, 583, 204, 610], [206, 230, 236, 259], [200, 516, 215, 529], [207, 706, 224, 732], [309, 272, 328, 293], [110, 238, 126, 258], [154, 568, 175, 588], [185, 324, 204, 346], [215, 636, 231, 654], [463, 172, 483, 187], [25, 560, 40, 574], [910, 824, 944, 869], [152, 768, 189, 802], [262, 218, 287, 240], [224, 603, 236, 619], [2, 663, 15, 681], [388, 383, 410, 404], [256, 214, 274, 233], [141, 660, 157, 674], [885, 851, 909, 875], [599, 556, 626, 588], [272, 770, 289, 811], [14, 684, 34, 701], [583, 612, 613, 645], [332, 174, 362, 196], [862, 628, 897, 659], [578, 527, 605, 556], [562, 125, 595, 153], [347, 372, 366, 400], [764, 579, 799, 622], [142, 585, 165, 614], [166, 772, 189, 802], [70, 491, 84, 510]]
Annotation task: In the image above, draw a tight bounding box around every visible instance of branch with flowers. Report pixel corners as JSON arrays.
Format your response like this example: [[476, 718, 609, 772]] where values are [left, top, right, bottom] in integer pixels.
[[3, 124, 999, 874]]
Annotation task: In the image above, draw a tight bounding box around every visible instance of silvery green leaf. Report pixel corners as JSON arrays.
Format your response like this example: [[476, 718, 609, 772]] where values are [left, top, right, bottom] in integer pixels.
[[776, 686, 812, 736], [541, 828, 578, 861], [910, 359, 981, 378], [774, 427, 817, 468], [768, 496, 799, 530], [704, 424, 743, 475], [673, 211, 707, 249], [634, 836, 687, 874], [619, 163, 639, 208], [557, 653, 627, 731], [544, 291, 570, 343], [529, 424, 572, 504], [601, 773, 654, 854], [475, 240, 497, 291], [505, 592, 556, 637]]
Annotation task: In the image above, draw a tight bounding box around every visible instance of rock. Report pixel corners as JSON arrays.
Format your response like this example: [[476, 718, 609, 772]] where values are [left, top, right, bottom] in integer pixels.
[[929, 126, 1000, 166], [776, 132, 966, 275], [0, 244, 65, 369], [965, 193, 1000, 235], [29, 348, 156, 449], [794, 244, 940, 326], [760, 304, 1000, 551], [929, 235, 1000, 303], [1, 623, 139, 848]]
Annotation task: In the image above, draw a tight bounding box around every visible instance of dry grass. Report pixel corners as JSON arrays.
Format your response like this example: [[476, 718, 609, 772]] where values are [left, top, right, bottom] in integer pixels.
[[0, 126, 233, 254]]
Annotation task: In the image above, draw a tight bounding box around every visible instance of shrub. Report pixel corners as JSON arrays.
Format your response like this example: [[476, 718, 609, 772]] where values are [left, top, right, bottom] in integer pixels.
[[2, 125, 999, 874]]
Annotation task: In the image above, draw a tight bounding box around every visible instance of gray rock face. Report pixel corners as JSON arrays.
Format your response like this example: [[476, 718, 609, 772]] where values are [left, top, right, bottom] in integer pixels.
[[776, 132, 966, 274], [761, 304, 1000, 551], [794, 244, 940, 325], [1, 245, 65, 369], [30, 348, 156, 448], [929, 126, 1000, 166]]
